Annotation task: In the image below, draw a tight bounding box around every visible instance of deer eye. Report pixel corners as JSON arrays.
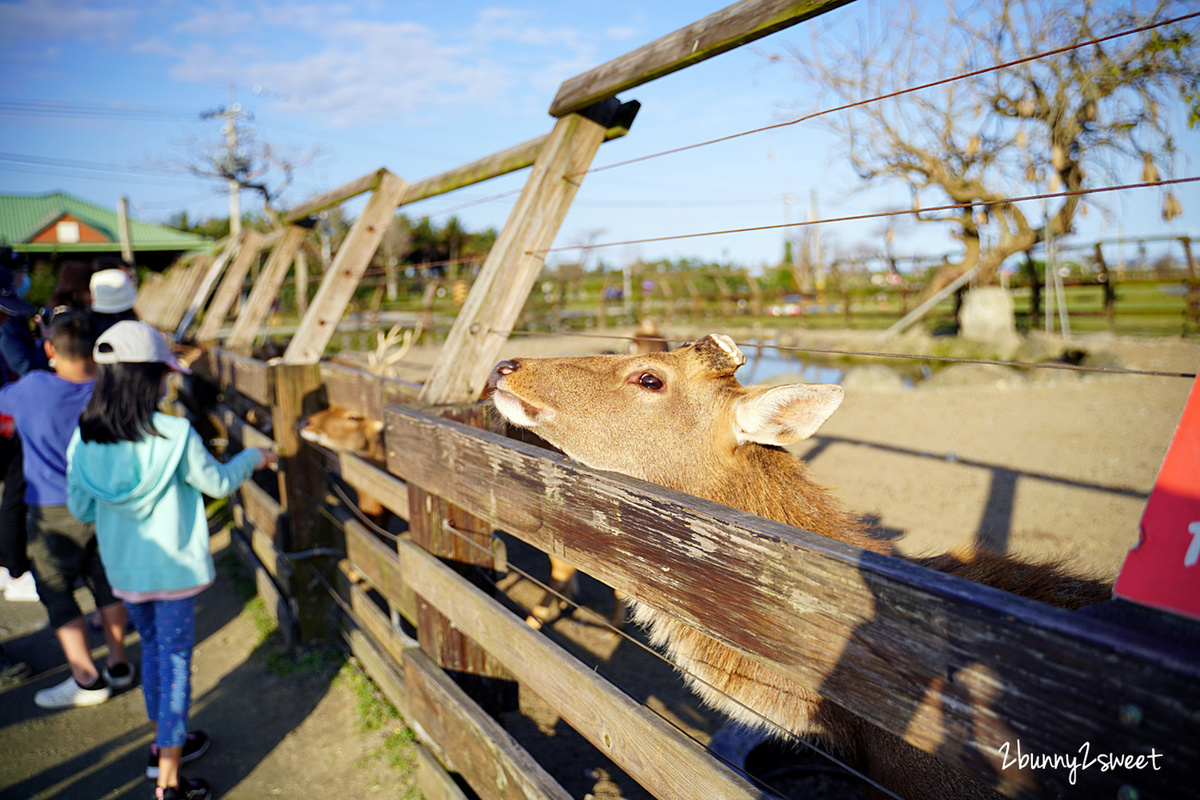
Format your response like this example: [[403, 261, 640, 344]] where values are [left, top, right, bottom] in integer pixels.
[[636, 372, 664, 391]]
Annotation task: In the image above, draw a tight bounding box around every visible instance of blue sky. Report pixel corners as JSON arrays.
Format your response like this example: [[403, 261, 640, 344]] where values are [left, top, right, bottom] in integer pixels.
[[2, 0, 1197, 270]]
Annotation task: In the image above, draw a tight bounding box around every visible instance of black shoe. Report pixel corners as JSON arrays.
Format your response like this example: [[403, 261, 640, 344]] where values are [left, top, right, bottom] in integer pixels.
[[146, 731, 210, 779], [0, 654, 32, 685], [154, 777, 211, 800]]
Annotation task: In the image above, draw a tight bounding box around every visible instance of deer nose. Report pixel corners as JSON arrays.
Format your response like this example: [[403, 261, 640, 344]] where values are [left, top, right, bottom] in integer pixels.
[[488, 360, 519, 391]]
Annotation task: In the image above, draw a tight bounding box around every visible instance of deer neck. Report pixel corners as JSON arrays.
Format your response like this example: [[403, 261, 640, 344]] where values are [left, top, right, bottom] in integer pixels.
[[691, 444, 886, 555]]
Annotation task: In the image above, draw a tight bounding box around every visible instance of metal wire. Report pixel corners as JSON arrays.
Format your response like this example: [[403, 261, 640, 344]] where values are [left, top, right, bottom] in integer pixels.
[[530, 176, 1200, 255], [566, 11, 1200, 180]]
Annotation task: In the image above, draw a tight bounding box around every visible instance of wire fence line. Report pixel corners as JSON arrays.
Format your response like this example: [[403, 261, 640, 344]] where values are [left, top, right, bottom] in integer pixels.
[[529, 176, 1200, 255], [565, 10, 1200, 180]]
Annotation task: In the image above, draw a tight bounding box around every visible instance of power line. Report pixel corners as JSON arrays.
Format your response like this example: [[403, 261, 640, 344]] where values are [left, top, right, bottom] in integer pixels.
[[568, 10, 1200, 179], [0, 98, 196, 122], [531, 177, 1200, 255]]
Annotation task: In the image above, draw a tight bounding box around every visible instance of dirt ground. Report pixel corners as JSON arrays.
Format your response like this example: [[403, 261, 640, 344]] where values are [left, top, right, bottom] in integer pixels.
[[2, 325, 1195, 800], [0, 529, 404, 800]]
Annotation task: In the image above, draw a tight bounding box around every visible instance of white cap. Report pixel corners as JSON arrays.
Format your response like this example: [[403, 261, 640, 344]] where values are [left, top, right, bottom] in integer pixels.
[[90, 269, 137, 314], [94, 320, 190, 374]]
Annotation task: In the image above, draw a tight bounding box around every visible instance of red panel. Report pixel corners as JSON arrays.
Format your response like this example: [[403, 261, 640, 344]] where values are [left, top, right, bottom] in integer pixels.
[[1113, 375, 1200, 620]]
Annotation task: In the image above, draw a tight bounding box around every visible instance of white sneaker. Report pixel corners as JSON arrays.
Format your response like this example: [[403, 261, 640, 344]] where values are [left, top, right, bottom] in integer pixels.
[[5, 571, 39, 602], [0, 567, 11, 591], [34, 676, 111, 709]]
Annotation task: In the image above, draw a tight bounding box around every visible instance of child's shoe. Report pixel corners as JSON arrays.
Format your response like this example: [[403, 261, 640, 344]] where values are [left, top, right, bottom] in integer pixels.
[[154, 777, 211, 800], [102, 661, 136, 690], [34, 675, 110, 708], [4, 571, 39, 602], [146, 730, 210, 779]]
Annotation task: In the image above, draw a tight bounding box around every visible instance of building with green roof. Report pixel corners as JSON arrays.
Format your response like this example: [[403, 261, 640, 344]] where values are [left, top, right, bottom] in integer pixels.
[[0, 191, 213, 271]]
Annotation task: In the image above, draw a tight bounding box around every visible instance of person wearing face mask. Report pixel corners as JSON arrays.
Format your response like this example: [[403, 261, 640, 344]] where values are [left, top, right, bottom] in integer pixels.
[[0, 250, 48, 377]]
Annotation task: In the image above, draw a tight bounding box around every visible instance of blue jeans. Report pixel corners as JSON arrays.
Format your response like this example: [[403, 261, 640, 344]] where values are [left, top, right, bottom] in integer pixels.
[[124, 597, 196, 749]]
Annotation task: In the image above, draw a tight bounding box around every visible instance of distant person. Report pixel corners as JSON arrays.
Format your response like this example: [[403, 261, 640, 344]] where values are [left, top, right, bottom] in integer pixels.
[[68, 320, 277, 800], [43, 260, 95, 327], [0, 251, 48, 376], [90, 267, 139, 336], [0, 259, 40, 604], [0, 311, 133, 708]]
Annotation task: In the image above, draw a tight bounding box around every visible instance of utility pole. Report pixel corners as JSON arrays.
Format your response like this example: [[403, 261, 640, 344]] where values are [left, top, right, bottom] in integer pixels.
[[201, 86, 251, 237]]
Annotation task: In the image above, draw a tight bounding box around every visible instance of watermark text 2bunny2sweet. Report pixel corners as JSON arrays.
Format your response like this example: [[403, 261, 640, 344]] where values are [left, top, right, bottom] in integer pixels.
[[998, 740, 1163, 785]]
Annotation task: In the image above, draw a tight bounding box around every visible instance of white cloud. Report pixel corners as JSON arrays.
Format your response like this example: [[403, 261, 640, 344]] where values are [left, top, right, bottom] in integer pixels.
[[154, 4, 610, 129]]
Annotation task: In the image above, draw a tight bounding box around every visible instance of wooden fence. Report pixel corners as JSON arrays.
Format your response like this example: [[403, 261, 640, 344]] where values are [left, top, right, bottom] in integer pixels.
[[140, 2, 1199, 798]]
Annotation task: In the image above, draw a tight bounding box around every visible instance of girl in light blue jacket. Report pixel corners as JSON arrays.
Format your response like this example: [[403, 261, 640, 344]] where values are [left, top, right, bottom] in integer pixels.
[[67, 321, 276, 800]]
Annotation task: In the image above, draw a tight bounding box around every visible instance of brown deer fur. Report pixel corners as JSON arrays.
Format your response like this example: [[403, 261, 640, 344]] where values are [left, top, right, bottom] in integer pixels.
[[297, 406, 387, 520], [487, 333, 1110, 800]]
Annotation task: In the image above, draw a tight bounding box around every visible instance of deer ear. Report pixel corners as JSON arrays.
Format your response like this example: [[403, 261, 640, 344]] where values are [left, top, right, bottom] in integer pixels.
[[733, 383, 844, 445]]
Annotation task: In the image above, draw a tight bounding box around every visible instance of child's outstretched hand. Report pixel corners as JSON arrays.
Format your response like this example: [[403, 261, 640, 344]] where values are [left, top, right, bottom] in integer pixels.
[[257, 449, 279, 470]]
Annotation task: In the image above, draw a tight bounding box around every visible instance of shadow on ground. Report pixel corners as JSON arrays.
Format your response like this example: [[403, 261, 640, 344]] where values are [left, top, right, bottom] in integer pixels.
[[0, 535, 368, 800]]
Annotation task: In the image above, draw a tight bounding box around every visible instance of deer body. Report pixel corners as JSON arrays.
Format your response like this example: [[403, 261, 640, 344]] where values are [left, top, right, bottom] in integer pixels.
[[488, 334, 1109, 800]]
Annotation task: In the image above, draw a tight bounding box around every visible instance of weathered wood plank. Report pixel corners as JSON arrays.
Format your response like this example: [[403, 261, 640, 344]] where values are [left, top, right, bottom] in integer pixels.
[[383, 406, 1200, 798], [549, 0, 855, 116], [314, 447, 410, 523], [217, 404, 276, 453], [282, 171, 409, 364], [419, 114, 608, 404], [229, 524, 299, 648], [336, 576, 571, 800], [401, 136, 547, 206], [162, 255, 213, 331], [319, 361, 422, 421], [281, 168, 386, 225], [384, 529, 771, 800], [239, 478, 284, 557], [226, 224, 307, 351], [341, 524, 417, 633], [175, 234, 240, 339], [210, 349, 273, 405], [197, 229, 264, 342]]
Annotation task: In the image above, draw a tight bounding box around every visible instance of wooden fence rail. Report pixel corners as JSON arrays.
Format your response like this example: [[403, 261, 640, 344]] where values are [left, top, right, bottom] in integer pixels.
[[181, 349, 1200, 800]]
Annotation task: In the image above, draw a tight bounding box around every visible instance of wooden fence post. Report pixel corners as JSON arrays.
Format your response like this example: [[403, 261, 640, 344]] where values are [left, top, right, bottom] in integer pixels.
[[270, 362, 334, 644], [406, 404, 515, 715], [282, 171, 409, 365], [1182, 236, 1198, 334], [1093, 242, 1117, 329], [197, 229, 265, 343], [418, 113, 609, 405], [226, 225, 307, 351]]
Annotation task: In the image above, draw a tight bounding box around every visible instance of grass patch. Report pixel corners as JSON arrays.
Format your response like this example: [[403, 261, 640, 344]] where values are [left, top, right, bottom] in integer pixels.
[[336, 661, 422, 796]]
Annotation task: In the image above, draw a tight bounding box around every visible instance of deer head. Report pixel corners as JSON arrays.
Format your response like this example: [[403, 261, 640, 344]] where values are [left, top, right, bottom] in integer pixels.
[[488, 334, 843, 493], [298, 406, 386, 463]]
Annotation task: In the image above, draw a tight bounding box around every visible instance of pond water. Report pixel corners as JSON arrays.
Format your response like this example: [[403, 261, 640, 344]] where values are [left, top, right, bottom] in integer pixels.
[[736, 342, 847, 385], [736, 341, 922, 388]]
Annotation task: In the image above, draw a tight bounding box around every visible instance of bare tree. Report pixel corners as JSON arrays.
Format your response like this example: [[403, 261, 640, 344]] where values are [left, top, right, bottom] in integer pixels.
[[780, 0, 1199, 305], [179, 118, 321, 229]]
